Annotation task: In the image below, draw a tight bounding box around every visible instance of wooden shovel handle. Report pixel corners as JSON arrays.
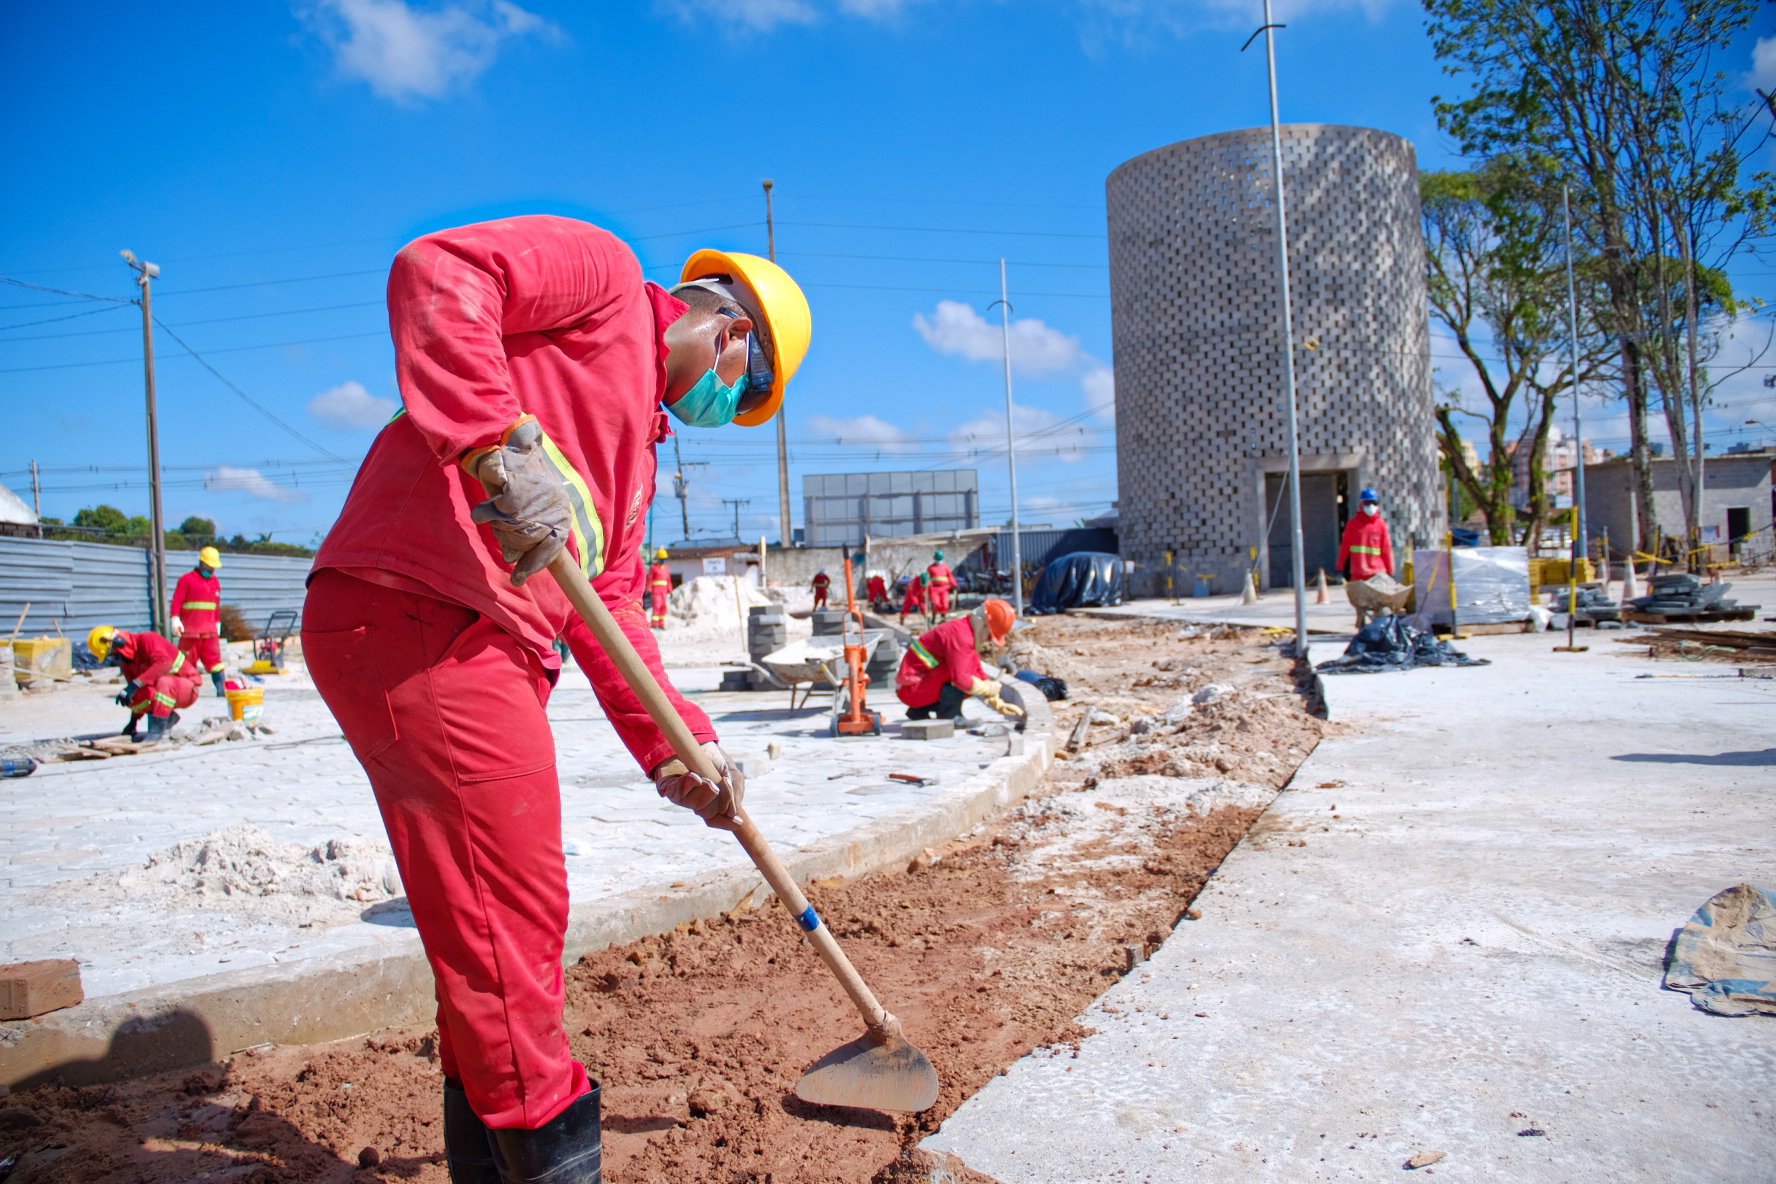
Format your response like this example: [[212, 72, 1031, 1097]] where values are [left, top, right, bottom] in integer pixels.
[[547, 553, 894, 1039]]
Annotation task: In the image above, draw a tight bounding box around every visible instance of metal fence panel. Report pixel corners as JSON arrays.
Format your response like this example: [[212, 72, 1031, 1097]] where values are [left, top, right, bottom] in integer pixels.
[[960, 528, 1120, 574], [0, 537, 314, 641]]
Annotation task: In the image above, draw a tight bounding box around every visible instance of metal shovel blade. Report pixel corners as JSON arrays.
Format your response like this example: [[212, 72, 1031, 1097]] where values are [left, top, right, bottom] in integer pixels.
[[795, 1031, 940, 1113]]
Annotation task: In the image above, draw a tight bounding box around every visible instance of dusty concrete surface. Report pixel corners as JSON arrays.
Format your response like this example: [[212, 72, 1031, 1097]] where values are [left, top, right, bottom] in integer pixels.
[[924, 625, 1776, 1182], [0, 651, 1053, 1088]]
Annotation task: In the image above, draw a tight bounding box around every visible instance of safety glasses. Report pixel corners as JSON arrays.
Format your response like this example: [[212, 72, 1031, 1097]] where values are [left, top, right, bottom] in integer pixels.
[[714, 308, 774, 413]]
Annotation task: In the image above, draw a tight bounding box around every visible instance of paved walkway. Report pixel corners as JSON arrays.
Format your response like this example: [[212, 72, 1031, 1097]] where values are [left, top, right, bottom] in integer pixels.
[[926, 628, 1776, 1181]]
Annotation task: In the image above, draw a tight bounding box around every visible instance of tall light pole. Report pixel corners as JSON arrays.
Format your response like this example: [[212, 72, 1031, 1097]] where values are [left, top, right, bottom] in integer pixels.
[[990, 260, 1024, 616], [1248, 1, 1307, 657], [123, 249, 168, 638], [1561, 185, 1588, 565], [764, 180, 793, 548]]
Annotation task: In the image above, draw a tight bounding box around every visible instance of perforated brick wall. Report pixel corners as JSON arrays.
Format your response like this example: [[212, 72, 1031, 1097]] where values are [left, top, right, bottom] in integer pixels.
[[1107, 124, 1443, 593]]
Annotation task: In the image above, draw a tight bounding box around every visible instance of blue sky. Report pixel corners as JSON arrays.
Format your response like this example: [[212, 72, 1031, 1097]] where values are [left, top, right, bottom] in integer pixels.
[[2, 1, 1771, 548]]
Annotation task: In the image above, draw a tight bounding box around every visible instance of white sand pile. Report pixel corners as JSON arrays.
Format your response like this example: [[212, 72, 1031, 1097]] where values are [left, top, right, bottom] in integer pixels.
[[111, 825, 403, 922]]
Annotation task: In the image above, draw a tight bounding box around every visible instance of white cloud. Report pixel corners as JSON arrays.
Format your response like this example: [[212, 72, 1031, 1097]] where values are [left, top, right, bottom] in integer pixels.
[[913, 300, 1088, 375], [298, 0, 556, 103], [205, 467, 311, 504], [949, 402, 1100, 464], [1080, 0, 1397, 42], [309, 380, 399, 430], [656, 0, 932, 32], [1082, 364, 1115, 422], [805, 413, 914, 452], [1752, 37, 1776, 94]]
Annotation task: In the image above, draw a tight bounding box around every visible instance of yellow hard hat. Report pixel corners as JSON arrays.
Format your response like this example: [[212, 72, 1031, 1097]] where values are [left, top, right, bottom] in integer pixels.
[[88, 625, 117, 662], [678, 249, 811, 427], [198, 546, 222, 568], [655, 547, 669, 561]]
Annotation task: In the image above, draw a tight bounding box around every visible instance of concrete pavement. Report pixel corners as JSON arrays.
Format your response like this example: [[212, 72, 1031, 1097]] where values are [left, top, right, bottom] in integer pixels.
[[925, 627, 1776, 1181]]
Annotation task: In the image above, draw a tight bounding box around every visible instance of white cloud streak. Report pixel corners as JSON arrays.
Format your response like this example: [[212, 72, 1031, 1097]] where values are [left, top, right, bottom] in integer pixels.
[[949, 402, 1100, 464], [1751, 36, 1776, 94], [298, 0, 555, 103], [656, 0, 934, 32], [914, 299, 1117, 421], [805, 413, 915, 452], [205, 467, 311, 504], [309, 380, 399, 430]]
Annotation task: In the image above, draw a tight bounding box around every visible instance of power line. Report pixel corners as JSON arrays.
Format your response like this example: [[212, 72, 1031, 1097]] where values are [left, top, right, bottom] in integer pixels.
[[0, 329, 387, 374], [0, 303, 133, 332], [781, 220, 1105, 240], [0, 299, 386, 343], [151, 316, 349, 463]]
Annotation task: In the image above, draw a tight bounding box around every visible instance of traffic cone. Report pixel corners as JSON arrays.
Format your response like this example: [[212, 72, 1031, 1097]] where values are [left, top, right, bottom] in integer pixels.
[[1620, 562, 1640, 601], [1240, 571, 1259, 605], [1315, 568, 1331, 604]]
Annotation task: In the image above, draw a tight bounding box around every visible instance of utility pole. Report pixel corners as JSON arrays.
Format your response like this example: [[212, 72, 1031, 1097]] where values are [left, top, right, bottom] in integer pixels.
[[722, 498, 752, 540], [122, 249, 168, 638], [764, 180, 793, 549], [670, 433, 708, 543], [1247, 2, 1307, 658], [1561, 185, 1589, 567], [29, 460, 41, 538], [990, 260, 1024, 616]]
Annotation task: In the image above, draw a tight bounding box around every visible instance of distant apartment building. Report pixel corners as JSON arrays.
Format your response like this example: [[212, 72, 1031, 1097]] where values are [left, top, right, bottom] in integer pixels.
[[1504, 425, 1610, 510]]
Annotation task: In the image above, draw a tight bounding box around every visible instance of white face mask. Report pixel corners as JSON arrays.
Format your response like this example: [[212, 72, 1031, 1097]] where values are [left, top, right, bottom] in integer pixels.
[[1362, 504, 1379, 516]]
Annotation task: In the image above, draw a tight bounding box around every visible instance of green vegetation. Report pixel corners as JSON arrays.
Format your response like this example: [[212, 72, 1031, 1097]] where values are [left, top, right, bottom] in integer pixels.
[[36, 504, 315, 557]]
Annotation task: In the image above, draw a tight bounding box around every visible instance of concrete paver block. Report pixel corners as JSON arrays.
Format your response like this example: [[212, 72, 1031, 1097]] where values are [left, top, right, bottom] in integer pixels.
[[901, 719, 955, 740]]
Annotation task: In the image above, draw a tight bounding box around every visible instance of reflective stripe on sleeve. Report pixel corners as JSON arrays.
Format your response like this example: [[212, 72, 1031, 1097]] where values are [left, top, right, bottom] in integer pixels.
[[537, 431, 608, 579], [909, 639, 940, 669]]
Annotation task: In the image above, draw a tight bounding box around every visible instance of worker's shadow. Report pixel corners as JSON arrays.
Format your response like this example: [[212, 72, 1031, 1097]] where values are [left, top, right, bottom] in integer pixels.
[[1610, 749, 1776, 767], [363, 897, 417, 927], [778, 1093, 897, 1132], [6, 1008, 441, 1178]]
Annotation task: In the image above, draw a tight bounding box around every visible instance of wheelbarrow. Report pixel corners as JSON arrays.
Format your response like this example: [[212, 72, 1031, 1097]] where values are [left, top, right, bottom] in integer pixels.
[[753, 631, 891, 712]]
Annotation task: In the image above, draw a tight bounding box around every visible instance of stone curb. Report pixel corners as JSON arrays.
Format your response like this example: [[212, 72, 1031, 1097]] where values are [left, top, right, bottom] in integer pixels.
[[0, 704, 1055, 1090]]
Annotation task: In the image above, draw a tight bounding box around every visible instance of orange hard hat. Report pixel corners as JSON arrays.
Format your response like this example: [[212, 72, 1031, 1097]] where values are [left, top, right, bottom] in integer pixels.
[[982, 598, 1015, 646]]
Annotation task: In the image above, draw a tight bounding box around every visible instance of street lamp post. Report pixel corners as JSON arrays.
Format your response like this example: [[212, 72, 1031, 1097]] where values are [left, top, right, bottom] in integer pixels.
[[990, 260, 1024, 616], [122, 249, 168, 637]]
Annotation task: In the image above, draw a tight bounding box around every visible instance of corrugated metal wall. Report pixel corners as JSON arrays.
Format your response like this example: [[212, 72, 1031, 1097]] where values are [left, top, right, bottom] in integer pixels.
[[960, 528, 1119, 574], [0, 538, 313, 638]]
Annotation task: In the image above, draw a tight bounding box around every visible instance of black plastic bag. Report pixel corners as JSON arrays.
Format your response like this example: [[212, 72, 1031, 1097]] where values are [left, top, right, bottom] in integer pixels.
[[1013, 669, 1069, 701], [1315, 615, 1490, 675], [1029, 552, 1126, 614]]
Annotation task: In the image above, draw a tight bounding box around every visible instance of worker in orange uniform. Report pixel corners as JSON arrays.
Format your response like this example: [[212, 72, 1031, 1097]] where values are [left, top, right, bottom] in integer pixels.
[[300, 216, 811, 1183], [811, 568, 831, 608], [899, 571, 929, 625], [171, 545, 228, 697], [896, 598, 1023, 721], [866, 571, 889, 612], [647, 548, 672, 629], [925, 550, 955, 617], [88, 626, 201, 744]]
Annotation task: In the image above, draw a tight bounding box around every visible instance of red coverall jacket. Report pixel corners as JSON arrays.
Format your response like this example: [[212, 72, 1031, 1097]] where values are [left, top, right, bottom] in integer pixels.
[[171, 569, 222, 636], [118, 632, 200, 716], [866, 575, 888, 604], [1337, 512, 1395, 581], [896, 614, 991, 708], [312, 215, 715, 772]]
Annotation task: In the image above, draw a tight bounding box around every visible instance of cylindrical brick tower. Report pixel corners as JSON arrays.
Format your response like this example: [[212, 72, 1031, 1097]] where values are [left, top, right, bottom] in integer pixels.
[[1108, 124, 1442, 594]]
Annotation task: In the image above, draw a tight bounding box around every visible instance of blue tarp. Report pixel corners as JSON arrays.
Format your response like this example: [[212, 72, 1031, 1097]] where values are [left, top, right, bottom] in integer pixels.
[[1664, 884, 1776, 1017], [1028, 552, 1125, 614]]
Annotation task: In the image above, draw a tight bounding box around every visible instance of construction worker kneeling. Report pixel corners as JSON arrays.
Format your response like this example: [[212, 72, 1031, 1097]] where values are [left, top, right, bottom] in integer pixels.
[[88, 626, 201, 744], [896, 598, 1023, 721]]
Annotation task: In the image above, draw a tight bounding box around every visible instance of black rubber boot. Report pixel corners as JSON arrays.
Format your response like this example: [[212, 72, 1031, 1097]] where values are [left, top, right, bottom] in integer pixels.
[[444, 1078, 501, 1184], [120, 715, 140, 740], [211, 670, 227, 697], [142, 713, 176, 744], [489, 1084, 601, 1184]]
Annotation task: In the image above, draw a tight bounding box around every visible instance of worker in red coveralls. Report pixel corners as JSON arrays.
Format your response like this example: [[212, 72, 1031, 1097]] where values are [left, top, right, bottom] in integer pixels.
[[811, 568, 831, 608], [896, 598, 1023, 721], [299, 216, 811, 1184], [866, 571, 889, 612], [925, 549, 955, 617], [899, 570, 929, 624], [647, 548, 672, 629], [171, 545, 228, 697], [1337, 486, 1397, 628], [87, 626, 200, 744]]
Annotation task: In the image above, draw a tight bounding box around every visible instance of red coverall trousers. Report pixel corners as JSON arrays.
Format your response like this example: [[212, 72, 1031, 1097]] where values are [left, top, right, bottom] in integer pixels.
[[302, 569, 589, 1131], [178, 634, 225, 675], [129, 674, 198, 719]]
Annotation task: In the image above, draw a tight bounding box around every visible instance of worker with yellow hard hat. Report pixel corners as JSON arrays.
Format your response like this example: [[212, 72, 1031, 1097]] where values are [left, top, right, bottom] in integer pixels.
[[647, 547, 672, 630], [88, 624, 202, 744], [171, 544, 228, 697], [299, 215, 810, 1177]]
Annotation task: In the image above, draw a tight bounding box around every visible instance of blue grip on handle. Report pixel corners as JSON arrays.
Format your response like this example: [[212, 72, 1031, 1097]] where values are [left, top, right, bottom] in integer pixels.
[[795, 905, 820, 932]]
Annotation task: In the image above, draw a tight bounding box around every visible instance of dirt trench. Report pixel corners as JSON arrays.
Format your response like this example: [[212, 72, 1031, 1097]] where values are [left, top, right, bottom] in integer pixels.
[[0, 616, 1325, 1184]]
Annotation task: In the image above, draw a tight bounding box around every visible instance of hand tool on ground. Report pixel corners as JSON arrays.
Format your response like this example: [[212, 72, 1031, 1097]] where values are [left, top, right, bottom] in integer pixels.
[[547, 551, 939, 1113]]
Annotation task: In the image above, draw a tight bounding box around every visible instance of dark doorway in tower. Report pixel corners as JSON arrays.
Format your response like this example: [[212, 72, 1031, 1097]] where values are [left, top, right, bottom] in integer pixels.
[[1265, 470, 1349, 589]]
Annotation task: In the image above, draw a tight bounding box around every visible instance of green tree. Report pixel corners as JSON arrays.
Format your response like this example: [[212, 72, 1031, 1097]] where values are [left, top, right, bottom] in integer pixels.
[[72, 505, 132, 534], [176, 516, 217, 539], [1425, 0, 1773, 558], [1421, 166, 1614, 547]]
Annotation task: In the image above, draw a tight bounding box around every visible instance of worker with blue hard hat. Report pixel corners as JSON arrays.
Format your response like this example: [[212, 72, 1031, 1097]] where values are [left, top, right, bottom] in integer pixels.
[[1338, 486, 1397, 626]]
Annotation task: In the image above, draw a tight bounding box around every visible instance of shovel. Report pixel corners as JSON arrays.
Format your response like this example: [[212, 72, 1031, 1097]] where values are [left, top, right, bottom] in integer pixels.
[[547, 552, 940, 1113]]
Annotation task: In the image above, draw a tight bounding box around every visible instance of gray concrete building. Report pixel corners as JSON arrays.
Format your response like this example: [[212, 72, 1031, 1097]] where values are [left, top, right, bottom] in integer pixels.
[[1585, 451, 1775, 562], [1108, 124, 1444, 593]]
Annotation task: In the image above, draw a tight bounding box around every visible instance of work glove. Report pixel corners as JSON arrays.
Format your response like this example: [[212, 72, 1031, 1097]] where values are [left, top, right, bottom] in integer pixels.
[[115, 681, 139, 708], [971, 678, 1026, 718], [170, 616, 184, 637], [651, 742, 746, 831], [465, 418, 577, 587]]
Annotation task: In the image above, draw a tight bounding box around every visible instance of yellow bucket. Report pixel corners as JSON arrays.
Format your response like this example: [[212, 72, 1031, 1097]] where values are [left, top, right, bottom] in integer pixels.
[[226, 687, 265, 723]]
